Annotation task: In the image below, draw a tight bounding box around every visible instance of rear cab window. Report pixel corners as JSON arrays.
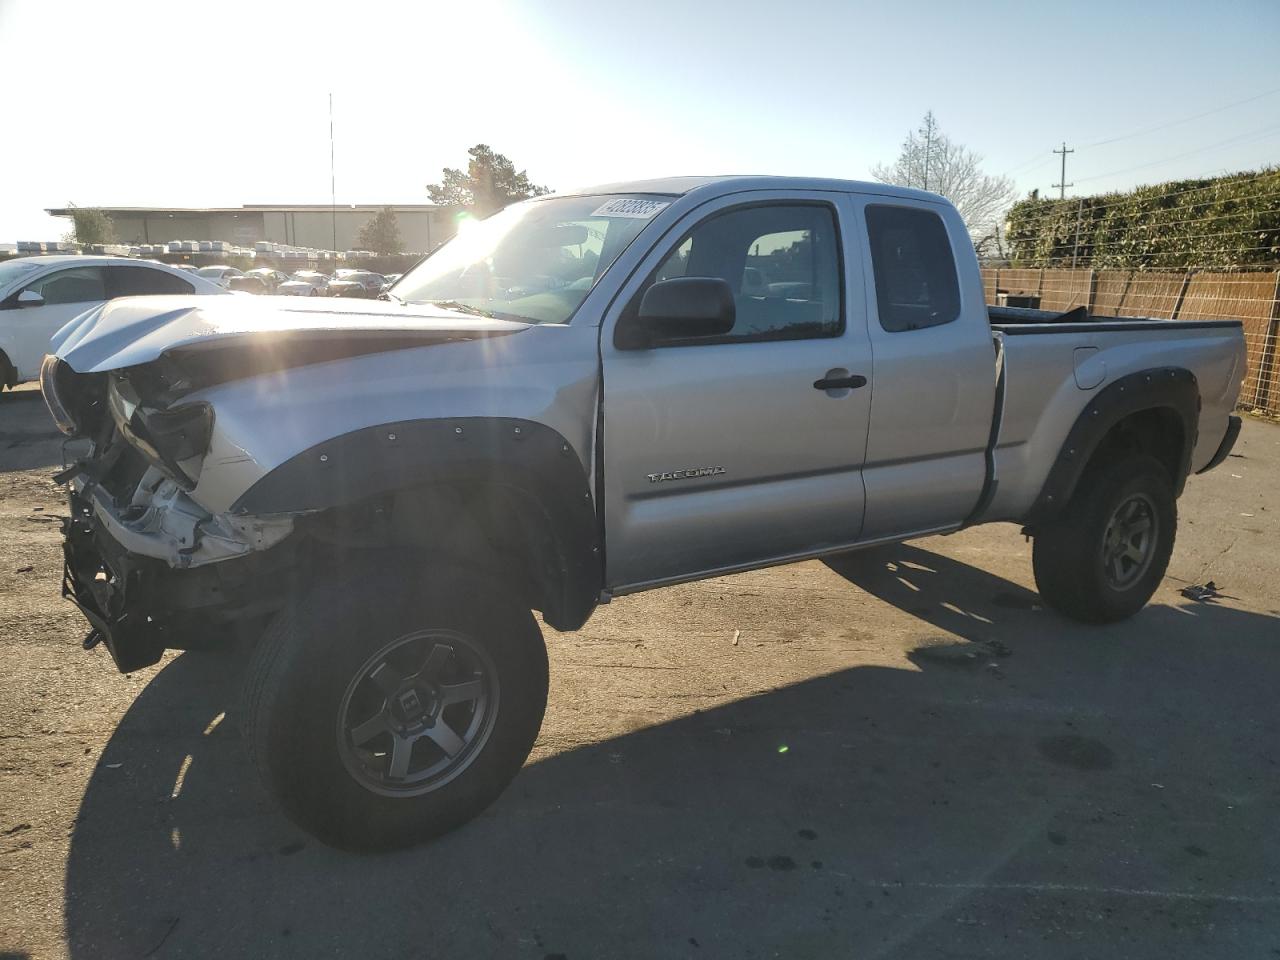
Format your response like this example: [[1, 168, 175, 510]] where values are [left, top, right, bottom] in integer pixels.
[[865, 204, 960, 332]]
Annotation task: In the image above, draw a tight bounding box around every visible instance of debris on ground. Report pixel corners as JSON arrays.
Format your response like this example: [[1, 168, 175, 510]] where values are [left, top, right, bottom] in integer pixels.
[[732, 629, 740, 646], [1180, 581, 1222, 602], [15, 566, 33, 573]]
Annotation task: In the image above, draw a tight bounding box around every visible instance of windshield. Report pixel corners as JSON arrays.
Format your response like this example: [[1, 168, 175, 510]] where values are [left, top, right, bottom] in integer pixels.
[[0, 260, 42, 290], [393, 194, 672, 324]]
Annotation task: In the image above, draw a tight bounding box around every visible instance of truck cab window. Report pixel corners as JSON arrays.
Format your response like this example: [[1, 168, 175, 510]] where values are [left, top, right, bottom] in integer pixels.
[[865, 205, 960, 332], [648, 204, 842, 343]]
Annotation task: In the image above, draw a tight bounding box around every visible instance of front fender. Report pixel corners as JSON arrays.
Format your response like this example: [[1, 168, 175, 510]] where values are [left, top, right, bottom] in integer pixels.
[[233, 417, 601, 630]]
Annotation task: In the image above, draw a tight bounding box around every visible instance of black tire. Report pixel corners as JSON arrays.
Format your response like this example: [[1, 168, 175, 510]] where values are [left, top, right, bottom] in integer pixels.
[[1032, 453, 1176, 624], [241, 559, 547, 852]]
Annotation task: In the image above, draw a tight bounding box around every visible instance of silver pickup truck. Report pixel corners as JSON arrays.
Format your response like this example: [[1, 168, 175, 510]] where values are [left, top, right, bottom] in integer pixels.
[[41, 176, 1245, 850]]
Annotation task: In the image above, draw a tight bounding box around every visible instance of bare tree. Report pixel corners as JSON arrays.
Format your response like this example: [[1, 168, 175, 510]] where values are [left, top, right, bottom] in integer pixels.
[[872, 111, 1016, 240]]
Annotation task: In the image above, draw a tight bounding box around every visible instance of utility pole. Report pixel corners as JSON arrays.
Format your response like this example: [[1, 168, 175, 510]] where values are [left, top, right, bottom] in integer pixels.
[[329, 92, 337, 251], [1052, 141, 1074, 200]]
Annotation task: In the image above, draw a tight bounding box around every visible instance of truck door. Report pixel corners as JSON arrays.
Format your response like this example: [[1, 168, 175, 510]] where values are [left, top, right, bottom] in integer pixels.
[[600, 192, 873, 591], [852, 198, 995, 539]]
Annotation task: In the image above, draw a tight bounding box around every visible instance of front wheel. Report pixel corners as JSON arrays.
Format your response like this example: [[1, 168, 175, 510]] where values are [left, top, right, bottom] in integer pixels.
[[1032, 453, 1176, 624], [241, 561, 548, 851]]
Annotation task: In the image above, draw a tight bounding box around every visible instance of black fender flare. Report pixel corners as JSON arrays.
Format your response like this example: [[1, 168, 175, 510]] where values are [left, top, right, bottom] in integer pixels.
[[1026, 367, 1200, 524], [232, 418, 601, 630]]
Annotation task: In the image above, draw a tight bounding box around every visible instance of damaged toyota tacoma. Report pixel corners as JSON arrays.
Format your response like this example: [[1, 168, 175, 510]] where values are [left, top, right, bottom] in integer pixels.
[[42, 177, 1246, 850]]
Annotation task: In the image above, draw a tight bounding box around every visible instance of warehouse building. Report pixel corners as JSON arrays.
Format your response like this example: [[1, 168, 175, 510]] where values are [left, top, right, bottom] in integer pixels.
[[44, 203, 456, 254]]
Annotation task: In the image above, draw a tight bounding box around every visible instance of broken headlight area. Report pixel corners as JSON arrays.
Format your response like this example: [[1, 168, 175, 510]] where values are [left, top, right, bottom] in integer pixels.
[[40, 355, 108, 439], [107, 375, 213, 490]]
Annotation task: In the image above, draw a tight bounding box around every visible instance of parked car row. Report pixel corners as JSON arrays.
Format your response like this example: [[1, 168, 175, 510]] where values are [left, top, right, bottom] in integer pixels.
[[191, 265, 400, 298], [181, 265, 399, 298]]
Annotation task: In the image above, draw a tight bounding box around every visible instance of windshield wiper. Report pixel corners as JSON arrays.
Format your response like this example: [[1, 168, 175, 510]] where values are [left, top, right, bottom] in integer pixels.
[[418, 299, 499, 319]]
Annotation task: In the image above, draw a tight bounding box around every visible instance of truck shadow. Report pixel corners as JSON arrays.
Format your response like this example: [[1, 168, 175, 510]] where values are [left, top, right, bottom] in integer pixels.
[[62, 548, 1280, 958]]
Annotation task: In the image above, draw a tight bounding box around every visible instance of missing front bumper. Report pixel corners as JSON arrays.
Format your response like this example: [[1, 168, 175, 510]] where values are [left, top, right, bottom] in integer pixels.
[[60, 488, 301, 673], [61, 514, 167, 673]]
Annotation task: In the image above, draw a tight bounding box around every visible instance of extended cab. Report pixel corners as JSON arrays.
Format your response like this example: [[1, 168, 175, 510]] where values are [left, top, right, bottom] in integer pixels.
[[41, 177, 1245, 850]]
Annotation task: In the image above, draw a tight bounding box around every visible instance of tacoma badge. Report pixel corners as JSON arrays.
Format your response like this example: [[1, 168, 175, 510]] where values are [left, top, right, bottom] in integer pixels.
[[646, 466, 726, 483]]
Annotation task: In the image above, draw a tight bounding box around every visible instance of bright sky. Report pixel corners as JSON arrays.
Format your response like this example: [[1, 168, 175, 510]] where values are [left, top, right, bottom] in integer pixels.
[[2, 0, 1278, 240]]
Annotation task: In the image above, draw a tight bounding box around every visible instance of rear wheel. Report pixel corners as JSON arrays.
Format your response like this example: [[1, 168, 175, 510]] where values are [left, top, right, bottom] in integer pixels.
[[241, 560, 547, 851], [1032, 454, 1176, 623]]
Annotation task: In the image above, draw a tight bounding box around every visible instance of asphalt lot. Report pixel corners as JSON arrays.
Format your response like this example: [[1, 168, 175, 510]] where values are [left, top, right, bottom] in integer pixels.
[[2, 382, 1279, 959]]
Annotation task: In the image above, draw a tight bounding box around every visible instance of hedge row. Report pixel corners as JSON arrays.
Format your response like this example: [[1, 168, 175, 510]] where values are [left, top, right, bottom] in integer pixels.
[[1005, 167, 1280, 269]]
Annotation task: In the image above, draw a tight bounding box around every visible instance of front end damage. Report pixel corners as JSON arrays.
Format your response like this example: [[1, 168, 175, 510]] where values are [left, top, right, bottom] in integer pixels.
[[61, 486, 296, 672], [45, 356, 300, 672], [42, 296, 537, 672]]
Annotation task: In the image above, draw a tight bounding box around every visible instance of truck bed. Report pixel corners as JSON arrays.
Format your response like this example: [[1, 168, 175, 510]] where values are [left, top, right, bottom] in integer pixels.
[[979, 304, 1245, 524]]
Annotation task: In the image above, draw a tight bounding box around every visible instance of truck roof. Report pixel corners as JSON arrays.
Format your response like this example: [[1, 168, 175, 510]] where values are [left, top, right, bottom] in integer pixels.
[[554, 175, 945, 205]]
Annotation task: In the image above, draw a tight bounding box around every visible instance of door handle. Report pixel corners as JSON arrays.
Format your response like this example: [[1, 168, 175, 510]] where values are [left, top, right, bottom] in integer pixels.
[[813, 374, 867, 391]]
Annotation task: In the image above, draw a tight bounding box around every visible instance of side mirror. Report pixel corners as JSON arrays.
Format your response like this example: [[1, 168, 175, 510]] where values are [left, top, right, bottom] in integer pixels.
[[17, 289, 45, 308], [616, 277, 736, 350]]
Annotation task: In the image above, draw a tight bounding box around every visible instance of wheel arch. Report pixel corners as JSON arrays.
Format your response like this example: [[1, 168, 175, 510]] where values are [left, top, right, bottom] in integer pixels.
[[232, 418, 602, 630], [1027, 367, 1200, 525]]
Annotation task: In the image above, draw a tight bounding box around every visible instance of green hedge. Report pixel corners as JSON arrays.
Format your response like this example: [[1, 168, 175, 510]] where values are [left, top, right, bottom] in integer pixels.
[[1005, 167, 1280, 269]]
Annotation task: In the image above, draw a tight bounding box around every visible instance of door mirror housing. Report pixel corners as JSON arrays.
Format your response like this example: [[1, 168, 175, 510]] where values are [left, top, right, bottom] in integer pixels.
[[16, 289, 45, 308], [616, 277, 736, 350]]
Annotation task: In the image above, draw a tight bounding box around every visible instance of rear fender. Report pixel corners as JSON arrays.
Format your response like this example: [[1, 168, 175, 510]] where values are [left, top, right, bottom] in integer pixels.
[[1027, 367, 1199, 524]]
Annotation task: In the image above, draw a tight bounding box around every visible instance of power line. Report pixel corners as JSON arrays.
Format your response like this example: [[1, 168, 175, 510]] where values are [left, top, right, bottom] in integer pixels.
[[1001, 87, 1280, 186], [1074, 121, 1280, 184], [1083, 85, 1280, 149]]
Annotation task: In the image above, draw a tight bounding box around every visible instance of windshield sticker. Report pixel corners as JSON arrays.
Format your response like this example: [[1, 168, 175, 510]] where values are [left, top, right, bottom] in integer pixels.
[[591, 198, 670, 219]]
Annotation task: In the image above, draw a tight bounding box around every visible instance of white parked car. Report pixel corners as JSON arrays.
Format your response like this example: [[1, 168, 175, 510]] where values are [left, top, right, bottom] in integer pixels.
[[276, 271, 331, 296], [0, 256, 225, 389], [194, 265, 244, 288]]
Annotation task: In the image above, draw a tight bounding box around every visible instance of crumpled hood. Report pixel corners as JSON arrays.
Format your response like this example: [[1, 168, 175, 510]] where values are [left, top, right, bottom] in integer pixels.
[[52, 294, 530, 374]]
